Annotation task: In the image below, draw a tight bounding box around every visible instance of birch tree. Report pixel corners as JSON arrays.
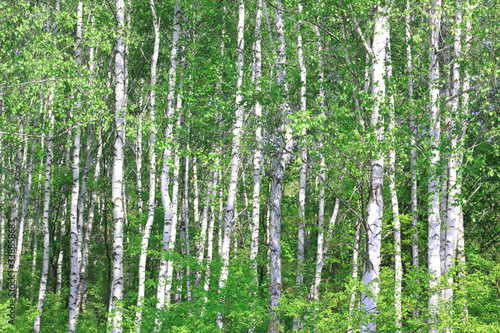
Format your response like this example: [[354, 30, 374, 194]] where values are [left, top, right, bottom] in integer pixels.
[[69, 2, 83, 331], [109, 0, 127, 330], [135, 0, 160, 329], [427, 1, 443, 330], [217, 1, 245, 327], [360, 5, 389, 332]]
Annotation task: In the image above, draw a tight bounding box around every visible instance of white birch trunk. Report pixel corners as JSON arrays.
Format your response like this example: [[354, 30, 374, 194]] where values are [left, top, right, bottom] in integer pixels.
[[457, 0, 472, 278], [57, 129, 71, 294], [69, 3, 84, 331], [294, 6, 307, 330], [9, 124, 23, 293], [218, 170, 224, 258], [217, 1, 245, 328], [68, 124, 81, 332], [406, 0, 419, 271], [13, 135, 36, 300], [81, 124, 102, 313], [135, 1, 161, 330], [249, 4, 263, 331], [444, 1, 462, 308], [195, 169, 215, 287], [204, 168, 219, 296], [109, 0, 126, 330], [360, 5, 389, 332], [76, 125, 92, 315], [156, 4, 182, 324], [347, 222, 361, 333], [386, 32, 402, 332], [427, 1, 443, 330], [310, 24, 327, 305], [268, 2, 293, 331]]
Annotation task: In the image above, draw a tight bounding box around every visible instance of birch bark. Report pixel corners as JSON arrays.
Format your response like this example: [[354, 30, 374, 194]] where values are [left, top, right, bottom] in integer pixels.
[[347, 221, 361, 333], [294, 6, 308, 330], [360, 5, 389, 332], [217, 1, 245, 328], [195, 169, 216, 287], [444, 1, 463, 309], [80, 124, 102, 313], [76, 125, 92, 315], [69, 3, 83, 331], [135, 0, 161, 330], [34, 99, 53, 329], [386, 31, 402, 332], [250, 0, 263, 314], [310, 25, 327, 304], [427, 1, 443, 330], [14, 136, 36, 300], [109, 0, 126, 330], [406, 0, 419, 271], [204, 168, 219, 295], [269, 1, 293, 331], [156, 2, 182, 322], [457, 0, 472, 279]]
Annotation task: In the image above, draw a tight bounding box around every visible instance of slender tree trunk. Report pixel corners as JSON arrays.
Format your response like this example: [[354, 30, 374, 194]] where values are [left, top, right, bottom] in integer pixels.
[[81, 124, 102, 313], [57, 128, 71, 294], [14, 132, 36, 300], [310, 24, 327, 305], [457, 0, 472, 281], [406, 0, 419, 273], [69, 3, 83, 331], [249, 3, 263, 331], [34, 91, 54, 331], [156, 3, 182, 325], [268, 2, 293, 331], [9, 123, 23, 292], [360, 5, 389, 332], [386, 31, 402, 333], [218, 170, 224, 258], [204, 168, 219, 295], [178, 132, 192, 303], [217, 1, 245, 328], [294, 5, 308, 330], [109, 0, 126, 330], [76, 125, 92, 315], [427, 1, 443, 331], [195, 169, 216, 287], [444, 2, 462, 310], [30, 136, 44, 303], [347, 221, 361, 333], [80, 14, 99, 312], [135, 1, 160, 331]]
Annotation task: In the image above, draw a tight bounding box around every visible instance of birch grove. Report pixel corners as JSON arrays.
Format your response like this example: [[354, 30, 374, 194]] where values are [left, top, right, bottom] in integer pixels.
[[0, 1, 499, 332]]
